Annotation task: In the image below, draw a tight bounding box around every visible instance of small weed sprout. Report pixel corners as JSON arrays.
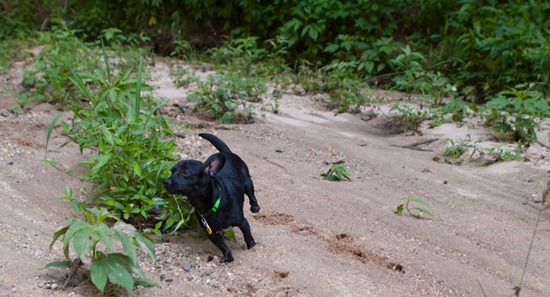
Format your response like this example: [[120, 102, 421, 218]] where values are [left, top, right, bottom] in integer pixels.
[[321, 164, 351, 181], [395, 197, 433, 219], [443, 139, 467, 159]]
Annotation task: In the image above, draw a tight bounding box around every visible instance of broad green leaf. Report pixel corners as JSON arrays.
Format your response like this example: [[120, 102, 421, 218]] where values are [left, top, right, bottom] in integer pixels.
[[134, 233, 156, 261], [96, 223, 113, 253], [90, 252, 108, 293], [63, 220, 91, 259], [105, 253, 135, 294], [324, 43, 340, 53], [73, 226, 97, 260], [113, 222, 139, 262], [114, 230, 137, 264]]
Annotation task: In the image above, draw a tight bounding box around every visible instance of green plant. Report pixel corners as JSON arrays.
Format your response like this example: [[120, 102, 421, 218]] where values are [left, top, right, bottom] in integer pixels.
[[320, 164, 351, 181], [171, 39, 195, 59], [444, 139, 468, 159], [19, 19, 95, 105], [389, 103, 431, 133], [46, 186, 156, 294], [483, 84, 550, 142], [394, 197, 433, 219], [169, 64, 198, 88], [326, 76, 372, 113], [483, 143, 524, 162], [46, 49, 188, 234], [442, 97, 476, 123], [20, 20, 149, 107], [188, 74, 267, 123]]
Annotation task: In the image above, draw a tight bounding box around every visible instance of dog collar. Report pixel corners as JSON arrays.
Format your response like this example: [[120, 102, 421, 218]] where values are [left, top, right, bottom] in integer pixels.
[[211, 193, 221, 213], [207, 185, 223, 214], [200, 187, 222, 235]]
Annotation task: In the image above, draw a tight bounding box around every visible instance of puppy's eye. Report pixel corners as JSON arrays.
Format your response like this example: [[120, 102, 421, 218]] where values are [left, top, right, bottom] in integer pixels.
[[181, 170, 189, 177]]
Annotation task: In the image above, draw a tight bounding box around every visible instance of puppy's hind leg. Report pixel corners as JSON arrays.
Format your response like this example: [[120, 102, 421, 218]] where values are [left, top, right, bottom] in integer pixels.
[[244, 178, 260, 213], [238, 218, 256, 249]]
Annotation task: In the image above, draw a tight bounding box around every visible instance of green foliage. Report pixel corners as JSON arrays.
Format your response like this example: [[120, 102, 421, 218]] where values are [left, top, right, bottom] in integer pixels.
[[19, 19, 94, 104], [395, 197, 433, 219], [169, 65, 198, 88], [0, 36, 37, 73], [47, 188, 156, 294], [483, 84, 550, 142], [482, 143, 524, 162], [45, 50, 189, 233], [444, 139, 467, 159], [389, 103, 431, 133], [444, 0, 550, 98], [321, 164, 351, 181], [19, 20, 148, 107], [441, 97, 476, 123], [188, 74, 267, 123], [324, 75, 373, 113]]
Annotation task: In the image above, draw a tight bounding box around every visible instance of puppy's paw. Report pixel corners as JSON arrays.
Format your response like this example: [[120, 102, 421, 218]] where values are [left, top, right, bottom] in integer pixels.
[[250, 204, 261, 213], [221, 255, 234, 263], [246, 240, 256, 249]]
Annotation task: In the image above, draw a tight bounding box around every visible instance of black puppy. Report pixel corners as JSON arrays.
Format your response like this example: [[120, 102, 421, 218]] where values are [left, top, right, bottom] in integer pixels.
[[164, 133, 260, 262]]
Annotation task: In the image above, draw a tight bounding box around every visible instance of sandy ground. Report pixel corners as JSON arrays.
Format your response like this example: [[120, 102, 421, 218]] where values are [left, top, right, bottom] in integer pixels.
[[0, 58, 549, 297]]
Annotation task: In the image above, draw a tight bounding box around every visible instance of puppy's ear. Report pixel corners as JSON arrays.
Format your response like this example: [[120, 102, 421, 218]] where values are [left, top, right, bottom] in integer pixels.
[[204, 155, 224, 176]]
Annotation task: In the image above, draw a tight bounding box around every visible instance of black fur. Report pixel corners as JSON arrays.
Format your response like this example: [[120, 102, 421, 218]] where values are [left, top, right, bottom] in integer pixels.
[[164, 133, 260, 262]]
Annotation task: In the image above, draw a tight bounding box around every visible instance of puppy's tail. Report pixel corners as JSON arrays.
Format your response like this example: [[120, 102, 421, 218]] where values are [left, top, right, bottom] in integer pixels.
[[199, 133, 232, 153]]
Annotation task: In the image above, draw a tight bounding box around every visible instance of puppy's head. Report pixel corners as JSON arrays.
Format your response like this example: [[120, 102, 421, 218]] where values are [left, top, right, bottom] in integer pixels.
[[164, 155, 225, 195], [164, 160, 209, 195]]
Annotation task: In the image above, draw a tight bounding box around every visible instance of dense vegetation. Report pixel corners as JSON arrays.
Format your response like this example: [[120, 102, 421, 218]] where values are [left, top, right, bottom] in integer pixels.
[[3, 0, 549, 99], [1, 0, 548, 293]]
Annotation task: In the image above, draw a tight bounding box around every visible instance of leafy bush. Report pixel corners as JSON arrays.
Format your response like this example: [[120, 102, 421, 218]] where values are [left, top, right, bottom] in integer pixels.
[[188, 74, 267, 123], [46, 50, 189, 234], [46, 187, 156, 294], [326, 76, 372, 113], [389, 103, 431, 133], [19, 19, 94, 105], [443, 0, 550, 99], [20, 20, 149, 106], [483, 84, 550, 142]]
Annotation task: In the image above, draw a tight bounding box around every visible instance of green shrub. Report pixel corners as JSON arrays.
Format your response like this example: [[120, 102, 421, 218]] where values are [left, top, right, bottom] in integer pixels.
[[46, 187, 156, 295], [483, 84, 550, 142], [46, 51, 189, 234], [19, 19, 94, 105], [389, 103, 431, 133], [188, 74, 267, 123], [443, 0, 550, 99]]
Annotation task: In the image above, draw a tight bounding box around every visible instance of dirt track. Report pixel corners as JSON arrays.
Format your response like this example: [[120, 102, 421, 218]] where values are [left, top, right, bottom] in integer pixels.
[[0, 60, 549, 296]]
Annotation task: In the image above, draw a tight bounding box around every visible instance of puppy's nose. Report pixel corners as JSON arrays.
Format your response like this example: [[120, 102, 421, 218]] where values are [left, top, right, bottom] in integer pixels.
[[164, 179, 171, 187]]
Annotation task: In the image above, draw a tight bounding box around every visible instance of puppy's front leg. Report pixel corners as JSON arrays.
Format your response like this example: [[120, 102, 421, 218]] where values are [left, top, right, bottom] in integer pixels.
[[208, 233, 234, 263]]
